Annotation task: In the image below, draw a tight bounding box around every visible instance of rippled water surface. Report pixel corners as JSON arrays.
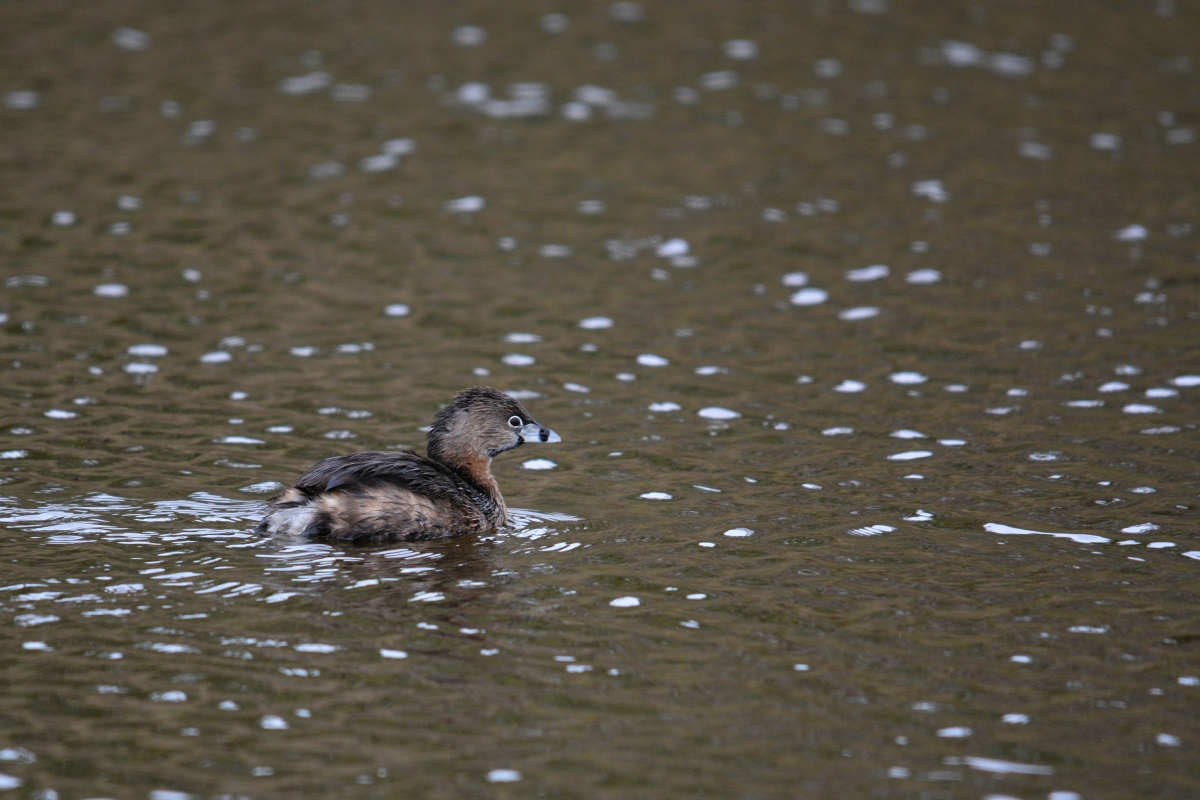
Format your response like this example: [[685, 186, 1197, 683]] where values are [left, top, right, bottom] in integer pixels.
[[2, 1, 1198, 798]]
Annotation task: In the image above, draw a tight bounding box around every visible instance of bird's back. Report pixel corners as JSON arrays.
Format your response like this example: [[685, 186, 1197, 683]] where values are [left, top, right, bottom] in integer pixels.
[[258, 451, 499, 541]]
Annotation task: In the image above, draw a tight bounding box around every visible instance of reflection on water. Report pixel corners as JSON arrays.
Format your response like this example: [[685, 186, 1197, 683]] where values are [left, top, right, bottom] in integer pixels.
[[2, 0, 1199, 797]]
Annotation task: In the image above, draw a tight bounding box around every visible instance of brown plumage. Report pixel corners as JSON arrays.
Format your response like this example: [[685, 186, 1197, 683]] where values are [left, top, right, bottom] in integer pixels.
[[258, 387, 560, 541]]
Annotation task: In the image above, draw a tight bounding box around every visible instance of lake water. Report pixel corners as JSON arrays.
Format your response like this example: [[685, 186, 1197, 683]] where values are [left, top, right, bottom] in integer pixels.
[[1, 1, 1198, 798]]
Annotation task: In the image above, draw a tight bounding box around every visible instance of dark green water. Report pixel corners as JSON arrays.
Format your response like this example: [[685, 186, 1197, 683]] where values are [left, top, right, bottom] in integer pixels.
[[1, 1, 1198, 798]]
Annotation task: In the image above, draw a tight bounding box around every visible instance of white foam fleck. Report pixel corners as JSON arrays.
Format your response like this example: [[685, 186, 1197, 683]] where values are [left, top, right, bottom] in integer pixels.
[[648, 402, 682, 412], [1122, 523, 1160, 534], [199, 351, 232, 364], [487, 769, 521, 783], [521, 459, 557, 470], [1146, 388, 1178, 399], [0, 450, 27, 459], [698, 407, 740, 420], [1171, 375, 1200, 387], [94, 283, 129, 298], [1115, 224, 1148, 242], [888, 451, 932, 461], [985, 522, 1110, 544], [833, 380, 866, 393], [822, 427, 854, 436], [637, 354, 669, 367], [912, 179, 949, 203], [563, 382, 590, 393], [964, 756, 1052, 775], [502, 354, 535, 366], [609, 596, 640, 608], [906, 269, 942, 284], [889, 371, 927, 385], [128, 344, 168, 357], [846, 264, 889, 282], [936, 726, 972, 739], [655, 238, 689, 257], [723, 528, 753, 537], [384, 304, 411, 318], [44, 409, 77, 420], [839, 306, 881, 321], [579, 316, 613, 330], [1122, 404, 1160, 414], [781, 271, 808, 287], [639, 492, 672, 500], [260, 715, 289, 730], [444, 195, 485, 213], [217, 436, 264, 445], [890, 429, 927, 439], [789, 288, 829, 306]]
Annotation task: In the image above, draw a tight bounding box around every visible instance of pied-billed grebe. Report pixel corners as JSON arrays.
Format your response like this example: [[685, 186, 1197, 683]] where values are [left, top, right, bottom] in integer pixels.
[[258, 386, 560, 541]]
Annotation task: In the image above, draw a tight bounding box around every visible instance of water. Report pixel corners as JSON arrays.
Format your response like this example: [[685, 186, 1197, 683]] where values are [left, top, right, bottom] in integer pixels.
[[2, 1, 1198, 797]]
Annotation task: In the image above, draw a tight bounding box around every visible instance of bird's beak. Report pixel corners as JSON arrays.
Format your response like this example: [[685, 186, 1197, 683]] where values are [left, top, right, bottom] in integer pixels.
[[520, 422, 561, 444]]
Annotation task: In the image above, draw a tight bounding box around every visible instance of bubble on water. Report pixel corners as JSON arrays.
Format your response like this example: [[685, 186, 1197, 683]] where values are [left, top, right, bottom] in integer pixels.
[[890, 429, 927, 439], [695, 366, 727, 376], [521, 459, 557, 470], [1091, 132, 1122, 151], [889, 372, 927, 385], [4, 90, 39, 110], [360, 153, 398, 173], [936, 726, 973, 739], [1115, 224, 1148, 242], [123, 363, 158, 375], [504, 333, 543, 344], [217, 436, 264, 445], [151, 690, 187, 703], [579, 316, 613, 330], [502, 354, 535, 367], [260, 715, 288, 730], [656, 238, 689, 258], [782, 271, 808, 287], [487, 768, 521, 783], [563, 382, 590, 393], [639, 492, 672, 500], [912, 179, 949, 203], [698, 407, 740, 420], [906, 269, 942, 284], [1122, 404, 1160, 414], [648, 402, 682, 412], [290, 346, 317, 357], [723, 39, 759, 60], [44, 410, 77, 420], [52, 210, 76, 226], [280, 71, 332, 96], [1146, 387, 1178, 399], [941, 40, 985, 67], [723, 528, 753, 537], [846, 264, 889, 282], [839, 307, 881, 321], [1098, 381, 1128, 392], [128, 344, 168, 357], [822, 427, 854, 436], [0, 450, 27, 459], [112, 27, 150, 51], [1157, 733, 1182, 747], [1019, 141, 1053, 160], [1066, 400, 1103, 408], [833, 380, 866, 393], [1171, 375, 1200, 387], [94, 283, 129, 298], [849, 524, 896, 536], [888, 451, 932, 461], [444, 195, 485, 213], [790, 288, 829, 306], [637, 354, 669, 367], [609, 596, 640, 608], [199, 351, 232, 364], [0, 775, 21, 790]]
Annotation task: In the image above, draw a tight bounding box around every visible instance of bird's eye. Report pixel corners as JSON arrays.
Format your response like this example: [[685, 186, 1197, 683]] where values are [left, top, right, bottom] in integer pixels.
[[508, 415, 524, 428]]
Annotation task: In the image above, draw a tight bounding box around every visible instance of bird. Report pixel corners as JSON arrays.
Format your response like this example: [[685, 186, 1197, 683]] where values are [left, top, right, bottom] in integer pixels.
[[258, 386, 560, 541]]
